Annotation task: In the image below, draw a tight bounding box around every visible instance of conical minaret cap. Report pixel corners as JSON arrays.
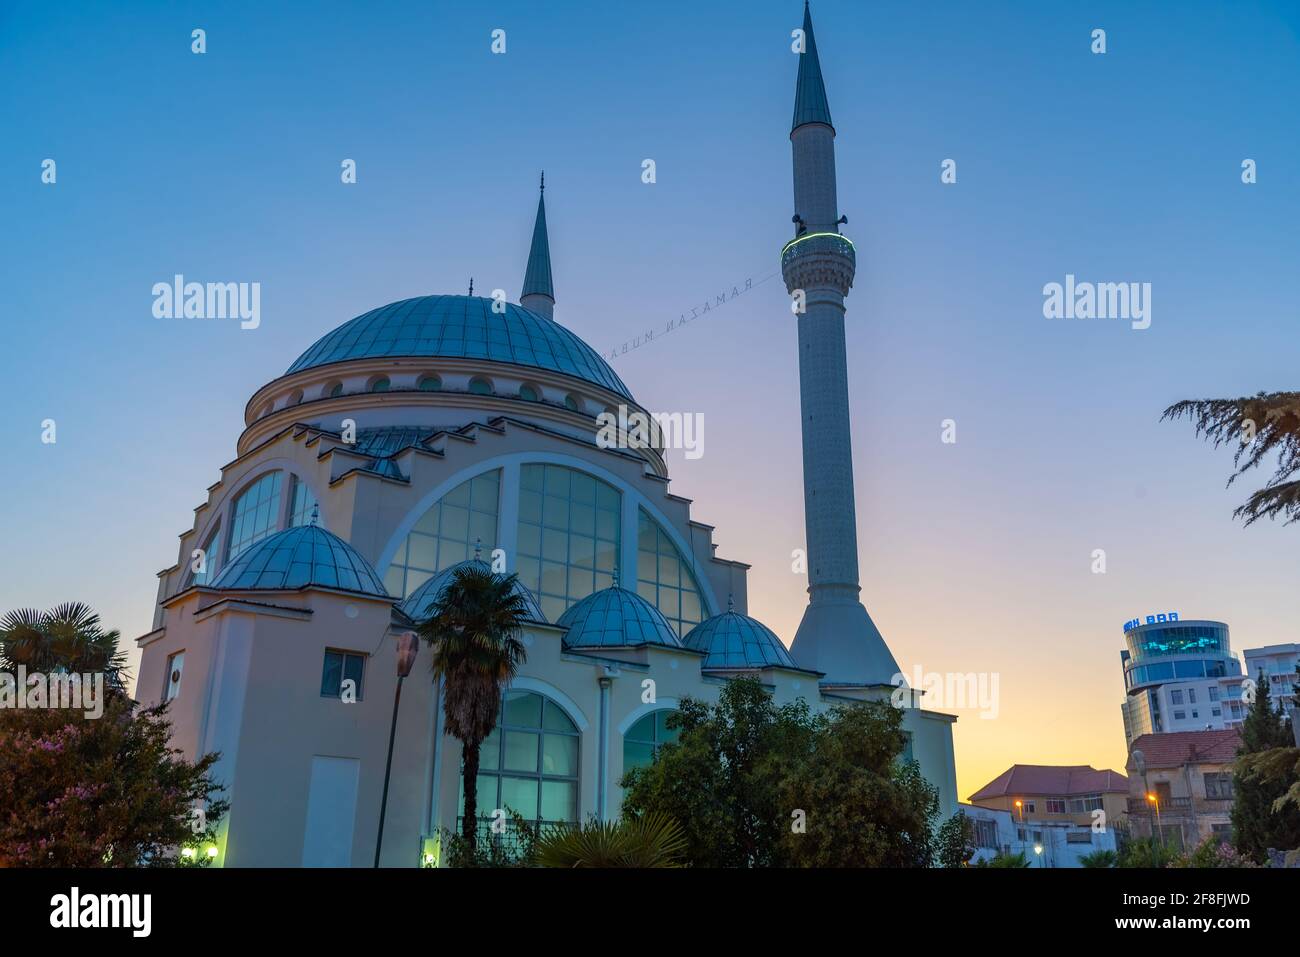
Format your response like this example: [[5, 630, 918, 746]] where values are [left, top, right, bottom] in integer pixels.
[[521, 173, 555, 310], [792, 1, 833, 132]]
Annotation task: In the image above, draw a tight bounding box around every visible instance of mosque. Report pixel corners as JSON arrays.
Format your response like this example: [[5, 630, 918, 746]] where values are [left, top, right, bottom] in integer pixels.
[[135, 3, 959, 866]]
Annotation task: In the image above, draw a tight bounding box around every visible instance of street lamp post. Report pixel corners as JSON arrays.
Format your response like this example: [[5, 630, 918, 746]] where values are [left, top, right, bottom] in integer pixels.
[[374, 631, 420, 868]]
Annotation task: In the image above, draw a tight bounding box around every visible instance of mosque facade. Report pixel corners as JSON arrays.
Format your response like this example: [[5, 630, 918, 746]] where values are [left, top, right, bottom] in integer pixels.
[[136, 3, 958, 866]]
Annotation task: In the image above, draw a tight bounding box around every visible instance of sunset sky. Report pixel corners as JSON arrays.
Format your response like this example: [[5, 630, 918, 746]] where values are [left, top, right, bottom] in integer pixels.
[[2, 0, 1298, 799]]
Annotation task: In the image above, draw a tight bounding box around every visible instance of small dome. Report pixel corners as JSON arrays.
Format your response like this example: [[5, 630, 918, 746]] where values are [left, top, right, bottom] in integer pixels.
[[557, 587, 681, 650], [683, 610, 797, 670], [396, 559, 546, 624], [209, 525, 388, 597], [285, 295, 632, 400]]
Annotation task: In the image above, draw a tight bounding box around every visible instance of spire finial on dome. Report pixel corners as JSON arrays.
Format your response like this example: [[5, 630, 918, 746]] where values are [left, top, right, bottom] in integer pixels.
[[612, 565, 620, 589], [728, 593, 735, 613], [310, 502, 319, 526], [521, 174, 555, 320], [468, 277, 474, 297], [474, 537, 482, 561]]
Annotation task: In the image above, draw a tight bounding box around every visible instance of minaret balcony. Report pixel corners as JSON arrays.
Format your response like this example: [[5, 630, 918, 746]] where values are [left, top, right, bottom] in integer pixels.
[[781, 231, 856, 295]]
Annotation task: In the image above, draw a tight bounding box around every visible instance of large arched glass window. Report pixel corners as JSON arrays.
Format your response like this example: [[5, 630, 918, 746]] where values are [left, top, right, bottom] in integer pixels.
[[636, 509, 705, 637], [385, 470, 501, 598], [226, 472, 283, 564], [516, 464, 620, 623], [623, 709, 679, 773], [287, 476, 318, 527], [458, 690, 580, 834]]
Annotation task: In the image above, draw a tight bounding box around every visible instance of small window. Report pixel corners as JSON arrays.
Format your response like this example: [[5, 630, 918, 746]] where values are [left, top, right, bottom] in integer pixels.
[[1170, 690, 1184, 705], [1046, 799, 1067, 814], [164, 651, 185, 702], [519, 384, 540, 402], [258, 402, 274, 419], [1188, 689, 1197, 704], [563, 394, 581, 412], [326, 381, 344, 398], [418, 375, 442, 392], [1209, 686, 1221, 702], [469, 377, 493, 396], [321, 650, 366, 701], [369, 376, 390, 393], [1173, 710, 1186, 720], [289, 389, 304, 406]]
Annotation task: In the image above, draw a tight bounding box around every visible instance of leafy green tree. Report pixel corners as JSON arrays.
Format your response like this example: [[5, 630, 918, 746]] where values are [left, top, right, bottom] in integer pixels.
[[1232, 670, 1300, 862], [935, 811, 977, 867], [0, 602, 129, 689], [1118, 837, 1178, 868], [535, 812, 688, 868], [1168, 837, 1257, 869], [0, 694, 227, 867], [620, 678, 810, 867], [776, 703, 938, 867], [1162, 392, 1300, 525], [1078, 849, 1117, 868], [621, 677, 941, 867], [418, 566, 530, 854], [974, 850, 1031, 868]]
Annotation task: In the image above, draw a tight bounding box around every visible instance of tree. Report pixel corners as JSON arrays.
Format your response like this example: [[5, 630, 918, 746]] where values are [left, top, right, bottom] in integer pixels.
[[1078, 849, 1117, 868], [621, 677, 942, 867], [534, 812, 688, 868], [0, 603, 129, 689], [1232, 669, 1300, 861], [1162, 391, 1300, 525], [935, 811, 977, 867], [974, 850, 1031, 868], [1118, 837, 1177, 868], [0, 693, 226, 867], [776, 703, 938, 867], [418, 565, 530, 856]]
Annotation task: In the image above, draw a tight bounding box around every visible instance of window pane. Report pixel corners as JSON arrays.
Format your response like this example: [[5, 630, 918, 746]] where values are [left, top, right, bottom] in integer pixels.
[[503, 731, 539, 772], [627, 713, 656, 742], [386, 471, 502, 602], [342, 654, 365, 700], [540, 780, 577, 823], [543, 699, 577, 733], [623, 741, 655, 772], [480, 729, 501, 771], [499, 777, 539, 820], [320, 651, 342, 697], [502, 691, 542, 727], [542, 734, 578, 776]]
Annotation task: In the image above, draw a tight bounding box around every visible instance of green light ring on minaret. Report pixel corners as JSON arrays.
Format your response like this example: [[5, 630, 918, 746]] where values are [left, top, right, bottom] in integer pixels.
[[781, 231, 854, 255]]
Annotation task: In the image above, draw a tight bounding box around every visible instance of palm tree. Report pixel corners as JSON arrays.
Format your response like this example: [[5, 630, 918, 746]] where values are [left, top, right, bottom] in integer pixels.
[[535, 812, 688, 868], [0, 602, 129, 688], [418, 565, 530, 854], [1162, 391, 1300, 525]]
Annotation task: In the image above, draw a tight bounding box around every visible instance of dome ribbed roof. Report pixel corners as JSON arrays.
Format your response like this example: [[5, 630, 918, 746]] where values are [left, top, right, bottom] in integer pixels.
[[396, 559, 546, 624], [556, 587, 682, 650], [285, 295, 631, 400], [209, 525, 389, 597], [683, 610, 798, 670]]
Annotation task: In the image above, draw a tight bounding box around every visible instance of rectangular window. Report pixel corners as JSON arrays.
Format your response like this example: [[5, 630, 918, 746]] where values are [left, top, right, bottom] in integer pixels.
[[1188, 689, 1197, 704], [1045, 799, 1067, 814], [1066, 831, 1092, 844], [1170, 690, 1184, 705], [164, 651, 185, 702], [1204, 772, 1234, 800], [1209, 686, 1220, 702], [321, 650, 366, 700], [1173, 710, 1186, 720], [972, 819, 998, 848]]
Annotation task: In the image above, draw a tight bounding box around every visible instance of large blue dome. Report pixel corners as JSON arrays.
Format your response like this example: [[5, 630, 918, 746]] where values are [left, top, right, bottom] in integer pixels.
[[556, 587, 682, 650], [286, 295, 632, 400], [683, 610, 798, 670]]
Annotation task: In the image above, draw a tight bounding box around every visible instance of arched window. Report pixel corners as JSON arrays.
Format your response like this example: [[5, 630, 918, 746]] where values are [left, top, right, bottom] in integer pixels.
[[226, 472, 283, 564], [518, 384, 540, 402], [369, 376, 390, 393], [623, 709, 679, 772], [188, 524, 222, 587], [469, 377, 493, 396], [636, 509, 705, 637], [384, 470, 501, 598], [287, 475, 318, 527], [459, 690, 580, 835], [418, 374, 442, 391], [516, 464, 620, 622], [326, 381, 344, 398], [289, 388, 304, 405], [564, 394, 581, 412]]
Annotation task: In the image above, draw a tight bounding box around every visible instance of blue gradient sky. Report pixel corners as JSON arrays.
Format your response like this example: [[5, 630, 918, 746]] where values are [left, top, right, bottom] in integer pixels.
[[2, 0, 1297, 798]]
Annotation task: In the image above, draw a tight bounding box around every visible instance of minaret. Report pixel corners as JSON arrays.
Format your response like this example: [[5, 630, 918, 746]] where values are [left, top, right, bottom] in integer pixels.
[[783, 2, 901, 686], [520, 172, 555, 319]]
